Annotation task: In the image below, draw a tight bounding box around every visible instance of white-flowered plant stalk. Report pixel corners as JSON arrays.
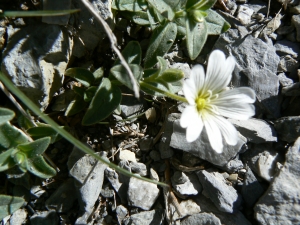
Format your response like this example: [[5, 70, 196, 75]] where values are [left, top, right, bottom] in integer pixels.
[[180, 50, 256, 153]]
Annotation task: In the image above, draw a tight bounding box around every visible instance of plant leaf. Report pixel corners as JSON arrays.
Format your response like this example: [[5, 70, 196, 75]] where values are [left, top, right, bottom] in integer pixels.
[[27, 124, 64, 144], [0, 108, 15, 125], [186, 18, 208, 60], [144, 22, 177, 68], [84, 86, 98, 102], [0, 195, 25, 220], [115, 41, 142, 65], [157, 68, 184, 83], [146, 0, 175, 20], [205, 9, 230, 35], [112, 0, 147, 11], [0, 148, 16, 172], [27, 155, 56, 179], [111, 64, 143, 90], [65, 95, 87, 116], [1, 9, 79, 17], [121, 11, 150, 25], [17, 137, 51, 158], [93, 67, 104, 83], [64, 68, 95, 87], [0, 123, 30, 150], [82, 78, 122, 125]]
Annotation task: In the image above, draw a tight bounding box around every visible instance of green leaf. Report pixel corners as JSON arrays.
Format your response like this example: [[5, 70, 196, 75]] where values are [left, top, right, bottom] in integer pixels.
[[17, 114, 35, 130], [27, 155, 56, 179], [112, 0, 147, 11], [73, 86, 86, 97], [111, 64, 143, 90], [146, 0, 175, 21], [64, 68, 95, 87], [186, 18, 208, 60], [17, 137, 51, 159], [0, 108, 15, 125], [186, 0, 216, 11], [82, 78, 122, 125], [205, 9, 230, 35], [141, 81, 182, 96], [0, 123, 30, 150], [174, 17, 186, 36], [0, 195, 25, 220], [186, 0, 199, 9], [157, 68, 184, 82], [27, 124, 64, 144], [65, 95, 87, 116], [115, 41, 142, 65], [0, 148, 16, 172], [163, 0, 182, 10], [84, 86, 98, 102], [13, 151, 27, 170], [146, 6, 162, 30], [144, 22, 177, 68], [122, 11, 150, 25], [93, 67, 104, 84]]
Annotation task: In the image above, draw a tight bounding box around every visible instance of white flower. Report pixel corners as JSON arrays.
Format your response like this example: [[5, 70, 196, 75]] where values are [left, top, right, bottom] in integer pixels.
[[180, 50, 256, 153]]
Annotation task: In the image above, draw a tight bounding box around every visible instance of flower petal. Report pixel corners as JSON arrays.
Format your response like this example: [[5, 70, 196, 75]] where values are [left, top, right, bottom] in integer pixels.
[[186, 113, 203, 142], [215, 104, 255, 120], [215, 87, 256, 104], [180, 105, 198, 128], [183, 79, 197, 105], [191, 65, 205, 95], [205, 50, 235, 93], [202, 113, 223, 153], [211, 115, 238, 146]]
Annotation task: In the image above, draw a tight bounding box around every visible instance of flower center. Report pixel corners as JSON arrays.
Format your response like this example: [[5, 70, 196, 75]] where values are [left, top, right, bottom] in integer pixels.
[[196, 97, 207, 111]]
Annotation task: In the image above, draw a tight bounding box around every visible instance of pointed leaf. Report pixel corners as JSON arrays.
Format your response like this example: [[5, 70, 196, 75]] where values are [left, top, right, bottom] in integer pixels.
[[115, 41, 142, 65], [17, 137, 51, 158], [186, 18, 208, 60], [0, 148, 16, 172], [144, 22, 177, 68], [82, 78, 122, 125], [205, 9, 230, 35], [112, 0, 147, 11], [121, 11, 150, 25], [0, 123, 30, 150], [27, 124, 64, 144], [27, 155, 56, 179], [64, 68, 95, 87], [0, 108, 15, 125], [146, 0, 175, 20], [0, 195, 25, 220], [141, 81, 182, 96], [111, 64, 143, 90]]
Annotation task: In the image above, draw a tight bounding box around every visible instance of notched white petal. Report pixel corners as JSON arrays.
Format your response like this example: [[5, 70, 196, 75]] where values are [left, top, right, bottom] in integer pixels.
[[180, 105, 198, 128], [186, 115, 203, 142], [191, 64, 205, 93], [203, 114, 223, 153]]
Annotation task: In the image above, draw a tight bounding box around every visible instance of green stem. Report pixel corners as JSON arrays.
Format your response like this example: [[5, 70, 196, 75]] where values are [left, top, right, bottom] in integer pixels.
[[140, 81, 188, 103], [0, 73, 168, 187]]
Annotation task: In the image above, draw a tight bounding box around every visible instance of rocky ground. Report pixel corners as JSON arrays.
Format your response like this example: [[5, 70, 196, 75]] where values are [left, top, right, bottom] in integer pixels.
[[1, 0, 300, 224]]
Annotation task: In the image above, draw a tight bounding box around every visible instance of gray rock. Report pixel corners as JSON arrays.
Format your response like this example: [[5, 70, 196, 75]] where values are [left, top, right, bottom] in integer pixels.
[[69, 152, 108, 212], [277, 55, 299, 78], [30, 185, 46, 199], [220, 157, 244, 173], [278, 73, 294, 87], [274, 116, 300, 142], [195, 195, 252, 225], [1, 24, 72, 111], [9, 209, 27, 225], [274, 40, 300, 58], [159, 113, 177, 159], [105, 168, 127, 203], [171, 171, 203, 196], [72, 0, 113, 58], [282, 82, 300, 96], [149, 150, 161, 161], [123, 209, 164, 225], [170, 114, 246, 167], [236, 5, 254, 25], [291, 15, 300, 42], [197, 170, 240, 213], [181, 212, 221, 225], [241, 143, 280, 181], [149, 168, 159, 181], [120, 95, 144, 117], [30, 210, 59, 225], [45, 178, 77, 213], [290, 5, 300, 14], [127, 176, 160, 210], [242, 166, 264, 208], [229, 118, 277, 143], [255, 137, 300, 224], [42, 0, 71, 25], [139, 136, 153, 151], [101, 183, 115, 198], [276, 25, 295, 35], [116, 205, 128, 224], [130, 161, 147, 176]]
